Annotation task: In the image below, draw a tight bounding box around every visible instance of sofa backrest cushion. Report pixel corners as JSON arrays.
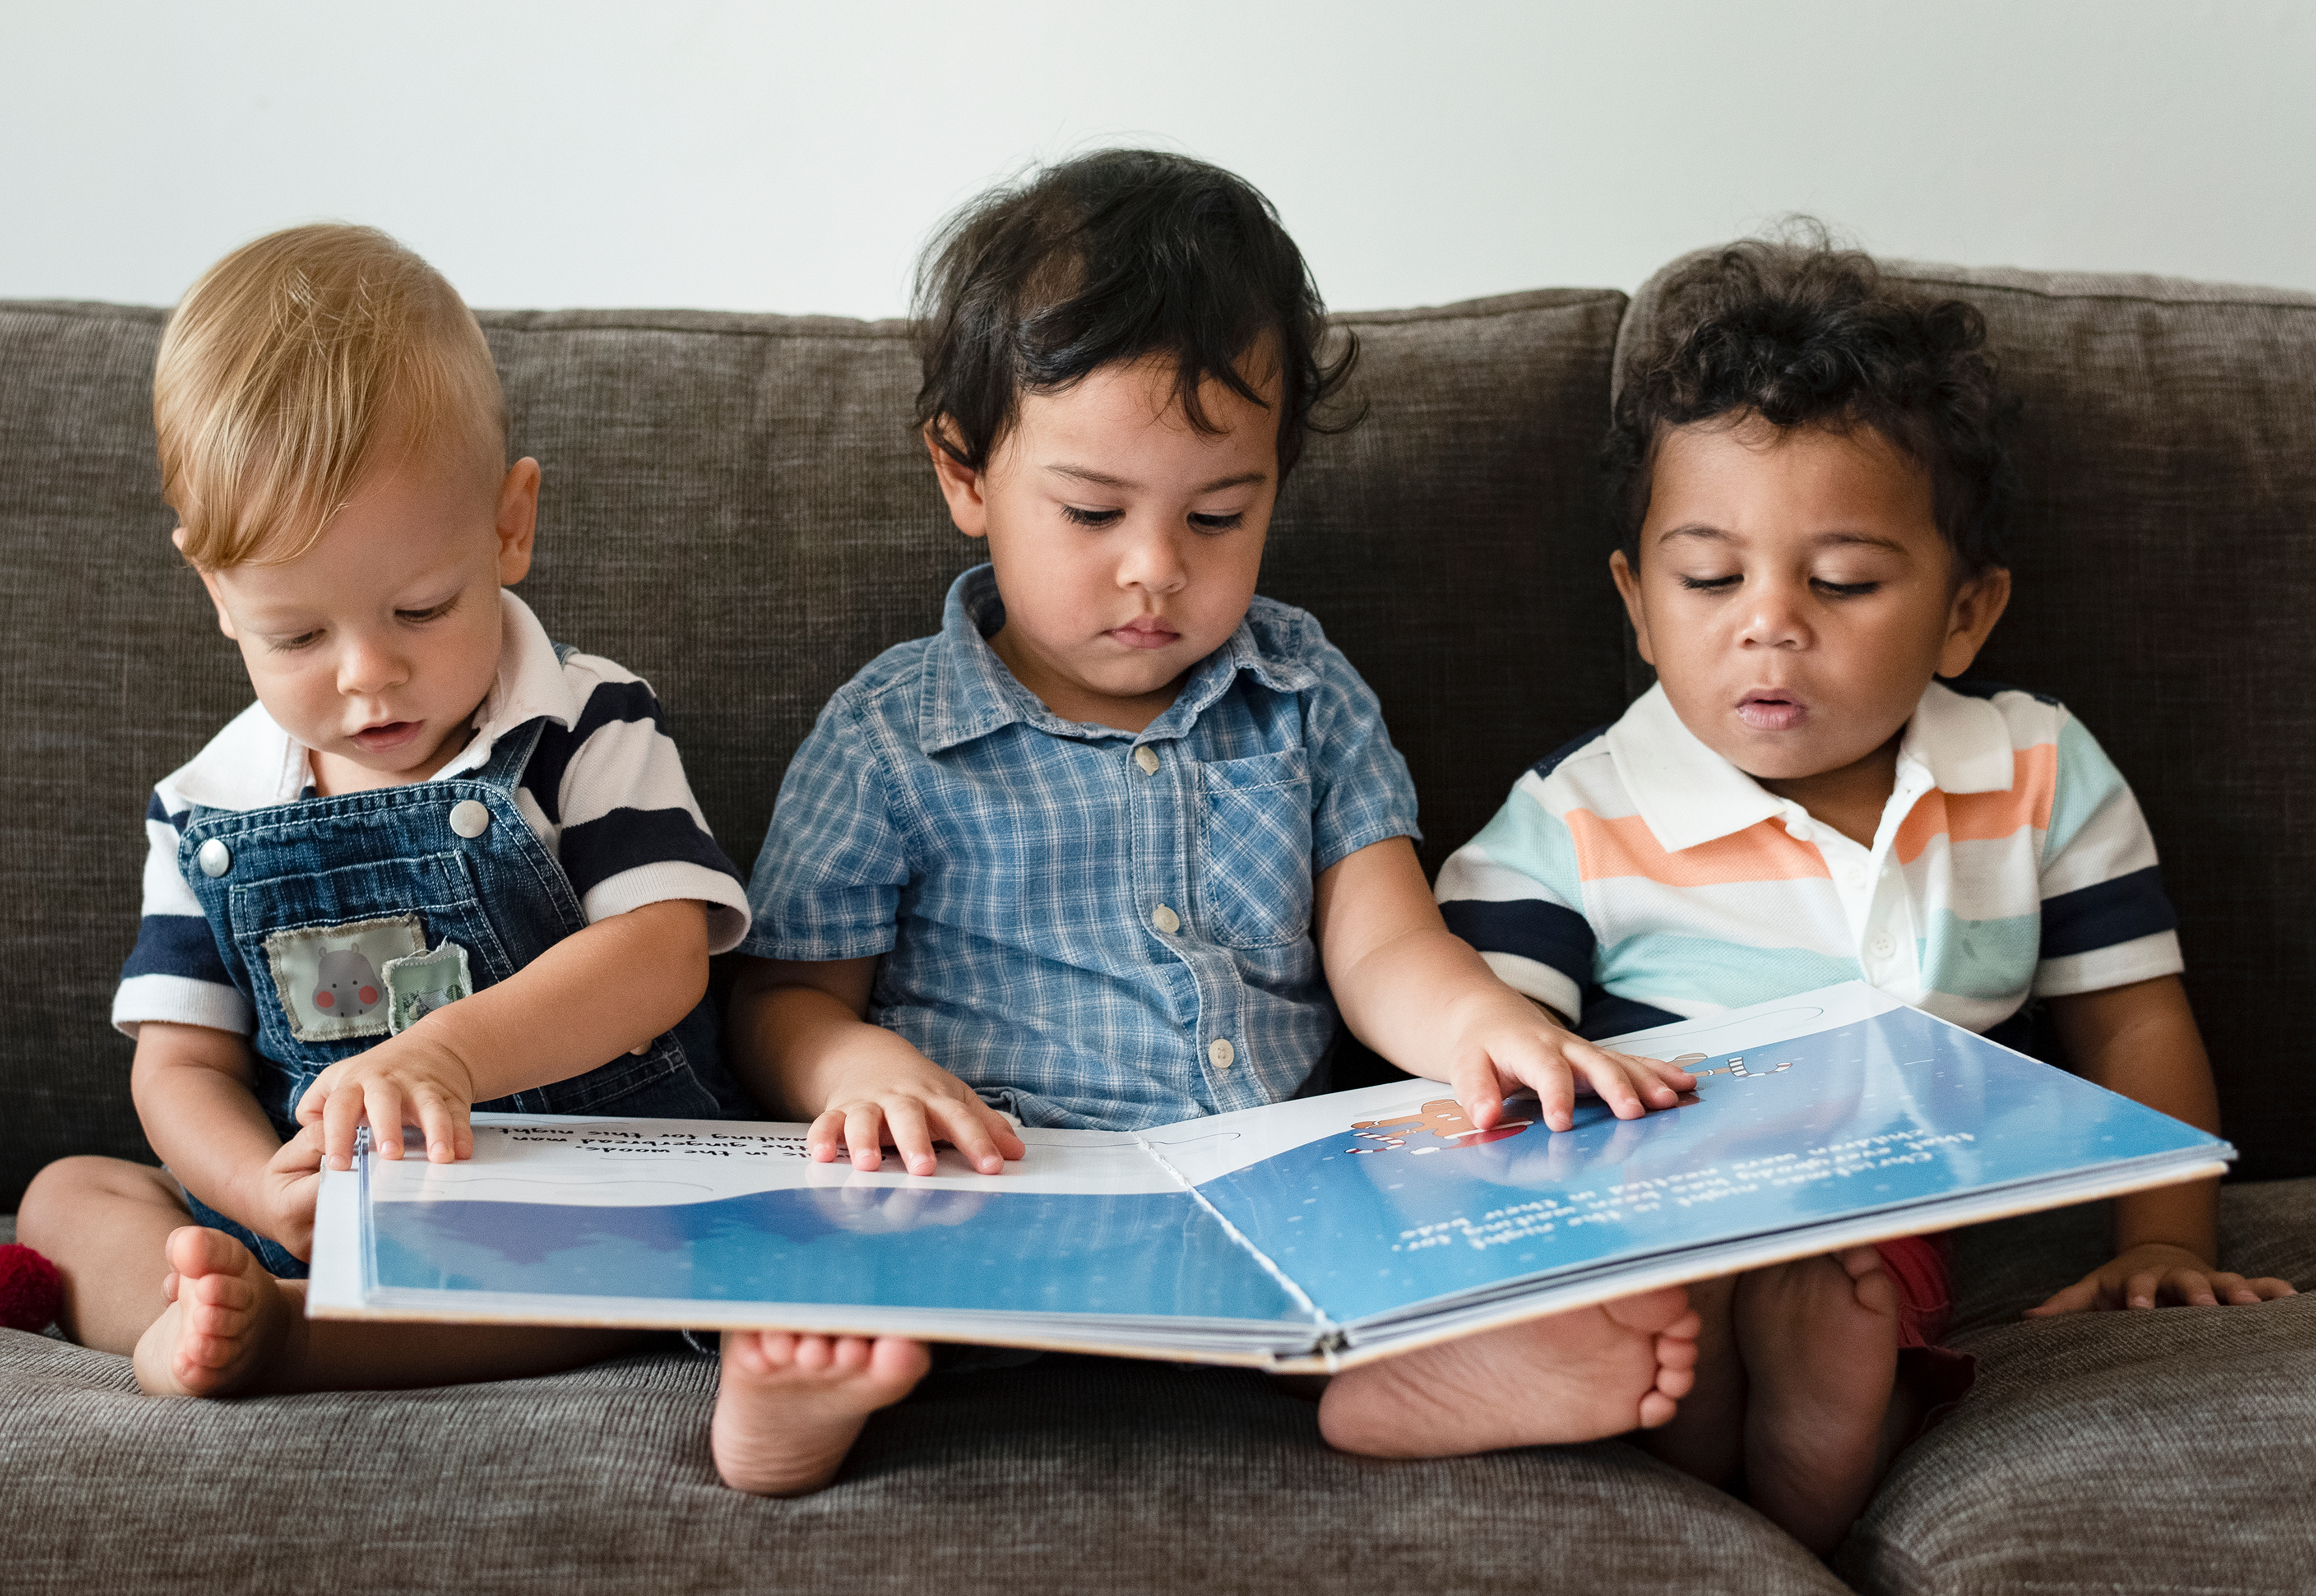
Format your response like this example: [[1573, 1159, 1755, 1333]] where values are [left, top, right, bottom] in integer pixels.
[[1619, 261, 2316, 1182], [0, 289, 1630, 1203]]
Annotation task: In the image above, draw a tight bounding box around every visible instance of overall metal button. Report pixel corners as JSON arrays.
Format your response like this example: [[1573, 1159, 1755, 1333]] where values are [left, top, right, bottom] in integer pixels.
[[449, 799, 492, 838], [1152, 904, 1181, 935], [1207, 1038, 1236, 1069], [196, 838, 232, 878], [1133, 746, 1160, 774]]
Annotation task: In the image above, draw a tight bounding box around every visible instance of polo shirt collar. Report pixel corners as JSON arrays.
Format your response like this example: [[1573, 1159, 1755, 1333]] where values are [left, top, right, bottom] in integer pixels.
[[917, 564, 1316, 754], [171, 589, 573, 809], [431, 590, 580, 778], [1607, 678, 2017, 853]]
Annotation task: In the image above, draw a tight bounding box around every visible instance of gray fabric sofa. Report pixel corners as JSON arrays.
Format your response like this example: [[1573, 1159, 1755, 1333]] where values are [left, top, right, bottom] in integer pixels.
[[3, 258, 2313, 1594]]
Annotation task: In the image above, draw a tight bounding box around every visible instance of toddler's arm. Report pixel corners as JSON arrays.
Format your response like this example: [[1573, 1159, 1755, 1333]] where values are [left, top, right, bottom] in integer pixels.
[[726, 955, 1024, 1176], [1314, 836, 1695, 1131], [296, 898, 714, 1169], [133, 1021, 328, 1259], [2026, 974, 2296, 1315]]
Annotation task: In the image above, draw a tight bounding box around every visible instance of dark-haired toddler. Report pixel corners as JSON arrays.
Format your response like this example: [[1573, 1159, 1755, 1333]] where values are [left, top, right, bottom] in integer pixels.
[[708, 150, 1707, 1495], [1438, 233, 2295, 1553]]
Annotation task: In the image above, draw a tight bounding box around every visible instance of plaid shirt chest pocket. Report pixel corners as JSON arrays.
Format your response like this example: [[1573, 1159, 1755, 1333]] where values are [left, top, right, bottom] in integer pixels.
[[1196, 749, 1315, 948]]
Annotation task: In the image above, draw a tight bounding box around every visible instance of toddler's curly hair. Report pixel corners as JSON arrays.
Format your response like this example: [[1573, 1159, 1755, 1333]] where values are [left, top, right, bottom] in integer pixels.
[[1606, 228, 2017, 573]]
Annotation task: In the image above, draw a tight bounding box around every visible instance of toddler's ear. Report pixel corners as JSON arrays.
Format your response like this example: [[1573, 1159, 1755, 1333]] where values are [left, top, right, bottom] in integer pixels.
[[174, 531, 241, 641], [1937, 565, 2012, 678], [1608, 549, 1656, 667], [493, 458, 541, 585], [925, 421, 989, 540]]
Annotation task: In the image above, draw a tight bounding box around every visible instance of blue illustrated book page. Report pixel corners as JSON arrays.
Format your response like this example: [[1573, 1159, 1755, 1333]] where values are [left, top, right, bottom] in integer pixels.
[[307, 984, 2230, 1370]]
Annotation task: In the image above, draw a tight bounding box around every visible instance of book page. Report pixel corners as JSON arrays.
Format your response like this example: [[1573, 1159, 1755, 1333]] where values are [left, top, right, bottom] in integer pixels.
[[1185, 984, 2226, 1329]]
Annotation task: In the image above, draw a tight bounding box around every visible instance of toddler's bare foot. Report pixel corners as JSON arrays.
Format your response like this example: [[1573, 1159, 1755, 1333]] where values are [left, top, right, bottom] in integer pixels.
[[1317, 1287, 1699, 1458], [711, 1331, 931, 1496], [131, 1227, 294, 1397], [1735, 1247, 1901, 1556]]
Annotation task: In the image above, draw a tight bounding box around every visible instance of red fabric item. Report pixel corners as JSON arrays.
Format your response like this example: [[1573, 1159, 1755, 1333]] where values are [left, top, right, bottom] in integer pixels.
[[1873, 1232, 1953, 1348], [0, 1243, 63, 1333]]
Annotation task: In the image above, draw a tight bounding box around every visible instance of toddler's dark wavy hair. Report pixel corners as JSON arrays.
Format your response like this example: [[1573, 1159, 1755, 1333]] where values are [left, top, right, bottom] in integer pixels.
[[911, 149, 1358, 478], [1606, 227, 2017, 573]]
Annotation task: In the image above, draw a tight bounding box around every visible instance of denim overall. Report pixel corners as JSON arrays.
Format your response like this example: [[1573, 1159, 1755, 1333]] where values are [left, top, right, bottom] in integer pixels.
[[176, 696, 742, 1277]]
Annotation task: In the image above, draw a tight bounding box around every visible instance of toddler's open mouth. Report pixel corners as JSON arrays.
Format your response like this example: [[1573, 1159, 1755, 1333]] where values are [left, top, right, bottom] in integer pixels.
[[350, 720, 422, 753], [1736, 692, 1806, 732]]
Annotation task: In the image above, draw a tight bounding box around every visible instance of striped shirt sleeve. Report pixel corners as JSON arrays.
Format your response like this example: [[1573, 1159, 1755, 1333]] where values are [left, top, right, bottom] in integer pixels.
[[112, 792, 255, 1039], [2032, 713, 2184, 997], [517, 655, 752, 954], [1434, 766, 1597, 1022]]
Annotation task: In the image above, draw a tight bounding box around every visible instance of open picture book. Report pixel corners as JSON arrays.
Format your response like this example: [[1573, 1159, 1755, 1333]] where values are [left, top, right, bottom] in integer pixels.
[[306, 983, 2230, 1371]]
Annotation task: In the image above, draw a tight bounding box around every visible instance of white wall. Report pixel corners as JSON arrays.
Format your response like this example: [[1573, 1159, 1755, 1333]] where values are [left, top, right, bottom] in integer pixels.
[[5, 0, 2311, 317]]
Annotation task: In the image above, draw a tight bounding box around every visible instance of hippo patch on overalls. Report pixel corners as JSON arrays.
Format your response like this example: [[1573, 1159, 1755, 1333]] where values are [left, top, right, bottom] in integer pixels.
[[261, 913, 426, 1042], [383, 939, 473, 1034]]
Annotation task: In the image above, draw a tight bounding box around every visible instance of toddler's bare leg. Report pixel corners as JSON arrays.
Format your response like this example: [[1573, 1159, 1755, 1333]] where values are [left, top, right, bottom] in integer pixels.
[[1733, 1248, 1904, 1557], [17, 1156, 190, 1352], [1633, 1271, 1745, 1487], [131, 1226, 646, 1397], [711, 1332, 932, 1496], [1314, 1287, 1700, 1458]]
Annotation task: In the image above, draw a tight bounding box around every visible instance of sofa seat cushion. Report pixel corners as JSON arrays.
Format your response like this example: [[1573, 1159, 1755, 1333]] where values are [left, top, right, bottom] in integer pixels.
[[0, 1333, 1850, 1595], [1839, 1177, 2316, 1594]]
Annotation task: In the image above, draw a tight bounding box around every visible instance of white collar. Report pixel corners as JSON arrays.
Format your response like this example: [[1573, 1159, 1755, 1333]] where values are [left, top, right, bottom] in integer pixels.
[[1606, 680, 2015, 854], [169, 590, 573, 810]]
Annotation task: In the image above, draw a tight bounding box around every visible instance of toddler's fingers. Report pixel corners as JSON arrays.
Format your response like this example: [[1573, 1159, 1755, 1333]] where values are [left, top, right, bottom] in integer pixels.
[[931, 1100, 1008, 1175], [1633, 1052, 1699, 1095], [1442, 1054, 1512, 1131], [979, 1103, 1027, 1164], [1468, 1039, 1569, 1131], [880, 1098, 939, 1176], [2024, 1276, 2099, 1317], [365, 1082, 408, 1161], [2250, 1275, 2299, 1301], [411, 1092, 464, 1164], [321, 1087, 366, 1172], [805, 1109, 846, 1163], [2123, 1267, 2165, 1310], [294, 1073, 334, 1127], [2166, 1267, 2222, 1308], [1565, 1043, 1648, 1120], [840, 1103, 889, 1172]]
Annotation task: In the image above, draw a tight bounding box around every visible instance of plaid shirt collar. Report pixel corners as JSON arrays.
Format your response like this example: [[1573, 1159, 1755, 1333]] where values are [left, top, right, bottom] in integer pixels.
[[918, 564, 1322, 754]]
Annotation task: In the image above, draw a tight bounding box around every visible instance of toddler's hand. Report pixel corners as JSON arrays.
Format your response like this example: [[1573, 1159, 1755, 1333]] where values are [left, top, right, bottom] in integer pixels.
[[2025, 1242, 2297, 1316], [1439, 992, 1696, 1132], [296, 1031, 478, 1171], [249, 1125, 326, 1262], [807, 1034, 1027, 1176]]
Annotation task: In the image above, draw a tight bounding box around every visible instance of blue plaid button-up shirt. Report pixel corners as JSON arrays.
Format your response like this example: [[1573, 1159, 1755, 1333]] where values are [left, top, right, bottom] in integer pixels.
[[741, 565, 1421, 1131]]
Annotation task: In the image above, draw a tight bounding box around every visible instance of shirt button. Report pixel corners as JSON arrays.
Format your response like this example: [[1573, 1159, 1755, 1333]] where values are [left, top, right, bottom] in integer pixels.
[[1841, 864, 1867, 888], [1152, 905, 1181, 935], [1869, 932, 1896, 960], [1208, 1039, 1236, 1070], [1786, 820, 1815, 843], [449, 799, 492, 838], [196, 838, 232, 877], [1133, 746, 1160, 775]]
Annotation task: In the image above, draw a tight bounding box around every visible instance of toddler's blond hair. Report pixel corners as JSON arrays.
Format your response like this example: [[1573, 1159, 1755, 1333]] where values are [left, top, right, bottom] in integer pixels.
[[155, 224, 505, 569]]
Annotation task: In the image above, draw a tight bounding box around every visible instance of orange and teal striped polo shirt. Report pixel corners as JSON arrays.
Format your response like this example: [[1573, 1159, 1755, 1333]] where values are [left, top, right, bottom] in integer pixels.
[[1436, 680, 2183, 1039]]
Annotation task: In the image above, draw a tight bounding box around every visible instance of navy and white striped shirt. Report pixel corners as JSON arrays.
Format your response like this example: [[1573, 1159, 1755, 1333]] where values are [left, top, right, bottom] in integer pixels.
[[114, 591, 749, 1037]]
